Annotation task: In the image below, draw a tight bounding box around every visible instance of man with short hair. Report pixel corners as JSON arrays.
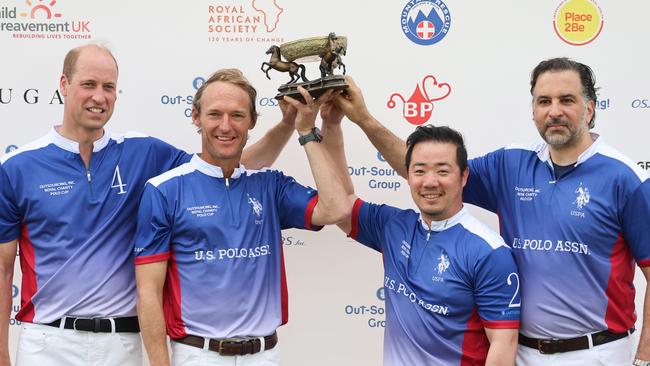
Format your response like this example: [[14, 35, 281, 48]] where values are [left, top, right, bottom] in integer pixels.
[[0, 44, 298, 366], [324, 99, 520, 364], [133, 69, 352, 366], [333, 58, 650, 365]]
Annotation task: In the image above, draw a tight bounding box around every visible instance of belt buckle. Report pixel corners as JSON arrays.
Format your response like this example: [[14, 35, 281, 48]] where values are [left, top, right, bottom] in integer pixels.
[[72, 317, 86, 331], [538, 339, 555, 354], [72, 317, 101, 332], [217, 339, 225, 355], [216, 338, 238, 356]]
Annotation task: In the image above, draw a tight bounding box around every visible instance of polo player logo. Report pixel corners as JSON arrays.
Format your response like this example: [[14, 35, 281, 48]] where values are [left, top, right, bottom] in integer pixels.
[[388, 75, 451, 125], [437, 252, 450, 275], [573, 183, 590, 210], [247, 194, 263, 218]]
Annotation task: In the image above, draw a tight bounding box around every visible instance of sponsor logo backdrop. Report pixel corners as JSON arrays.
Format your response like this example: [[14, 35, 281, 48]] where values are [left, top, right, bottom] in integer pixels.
[[1, 0, 648, 365]]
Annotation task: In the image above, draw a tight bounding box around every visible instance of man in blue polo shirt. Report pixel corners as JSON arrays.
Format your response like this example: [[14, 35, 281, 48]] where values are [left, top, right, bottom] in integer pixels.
[[333, 58, 650, 365], [324, 97, 520, 364], [133, 69, 352, 365], [0, 44, 299, 366]]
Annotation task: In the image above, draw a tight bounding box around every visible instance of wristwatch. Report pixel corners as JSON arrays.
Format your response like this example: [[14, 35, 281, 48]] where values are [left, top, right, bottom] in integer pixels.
[[298, 127, 323, 145], [633, 359, 650, 366]]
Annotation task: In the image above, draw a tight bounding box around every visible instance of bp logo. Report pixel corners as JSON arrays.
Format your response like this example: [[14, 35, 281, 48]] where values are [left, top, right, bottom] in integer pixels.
[[388, 75, 452, 125], [553, 0, 603, 46], [401, 0, 451, 46]]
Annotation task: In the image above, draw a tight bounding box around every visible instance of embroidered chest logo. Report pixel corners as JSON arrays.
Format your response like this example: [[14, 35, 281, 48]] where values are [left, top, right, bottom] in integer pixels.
[[432, 251, 450, 283], [573, 183, 590, 210], [437, 253, 450, 274], [247, 194, 263, 224], [111, 165, 127, 195], [39, 180, 76, 196]]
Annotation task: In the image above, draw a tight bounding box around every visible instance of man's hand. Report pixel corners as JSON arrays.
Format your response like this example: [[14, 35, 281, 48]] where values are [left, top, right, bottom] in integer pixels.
[[279, 99, 297, 128], [334, 76, 373, 125], [320, 99, 345, 126], [284, 87, 333, 135]]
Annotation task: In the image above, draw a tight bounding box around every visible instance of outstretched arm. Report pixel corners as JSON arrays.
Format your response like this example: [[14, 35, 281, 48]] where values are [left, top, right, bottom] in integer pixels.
[[334, 76, 408, 178], [284, 88, 354, 226], [319, 100, 357, 235], [240, 100, 297, 169]]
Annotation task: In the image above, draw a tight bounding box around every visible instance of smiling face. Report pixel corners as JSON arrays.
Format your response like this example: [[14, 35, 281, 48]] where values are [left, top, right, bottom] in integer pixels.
[[407, 141, 468, 224], [60, 46, 118, 134], [532, 70, 594, 149], [192, 81, 255, 174]]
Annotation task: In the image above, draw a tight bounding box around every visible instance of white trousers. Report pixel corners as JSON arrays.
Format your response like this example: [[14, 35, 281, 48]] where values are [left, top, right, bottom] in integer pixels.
[[516, 335, 633, 366], [15, 322, 142, 366], [171, 340, 281, 366]]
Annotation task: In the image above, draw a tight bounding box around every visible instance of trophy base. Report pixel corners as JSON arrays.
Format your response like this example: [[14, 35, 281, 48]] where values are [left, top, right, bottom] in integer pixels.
[[275, 75, 348, 102]]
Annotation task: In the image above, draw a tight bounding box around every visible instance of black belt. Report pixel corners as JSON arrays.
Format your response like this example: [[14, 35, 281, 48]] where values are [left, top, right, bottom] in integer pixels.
[[174, 332, 278, 356], [519, 327, 634, 354], [45, 316, 140, 333]]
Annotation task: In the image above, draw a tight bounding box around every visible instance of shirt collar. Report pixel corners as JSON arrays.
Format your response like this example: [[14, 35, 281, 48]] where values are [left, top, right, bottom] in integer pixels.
[[48, 125, 112, 154], [191, 154, 245, 179], [418, 205, 467, 232], [537, 132, 601, 166]]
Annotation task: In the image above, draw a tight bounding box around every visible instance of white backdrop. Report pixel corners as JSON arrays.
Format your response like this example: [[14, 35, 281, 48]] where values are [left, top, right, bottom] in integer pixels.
[[1, 0, 649, 365]]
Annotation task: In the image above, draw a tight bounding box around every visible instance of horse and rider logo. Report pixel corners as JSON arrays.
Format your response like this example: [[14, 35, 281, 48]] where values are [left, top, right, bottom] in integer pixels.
[[247, 194, 264, 221], [388, 75, 451, 125], [437, 252, 450, 275], [401, 0, 452, 46], [573, 183, 590, 210]]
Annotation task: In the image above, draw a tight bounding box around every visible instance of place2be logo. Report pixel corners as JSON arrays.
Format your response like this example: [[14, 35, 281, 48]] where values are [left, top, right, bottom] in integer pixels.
[[553, 0, 603, 46], [387, 75, 451, 125]]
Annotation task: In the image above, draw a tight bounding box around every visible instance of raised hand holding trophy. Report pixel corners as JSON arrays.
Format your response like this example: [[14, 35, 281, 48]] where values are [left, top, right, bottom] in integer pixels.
[[261, 32, 348, 101]]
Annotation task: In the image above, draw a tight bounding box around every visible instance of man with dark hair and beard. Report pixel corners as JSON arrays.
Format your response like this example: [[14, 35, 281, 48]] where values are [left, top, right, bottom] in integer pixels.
[[333, 58, 650, 365]]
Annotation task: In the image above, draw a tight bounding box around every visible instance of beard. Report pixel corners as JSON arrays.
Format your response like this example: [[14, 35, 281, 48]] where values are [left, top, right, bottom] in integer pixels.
[[540, 117, 584, 147]]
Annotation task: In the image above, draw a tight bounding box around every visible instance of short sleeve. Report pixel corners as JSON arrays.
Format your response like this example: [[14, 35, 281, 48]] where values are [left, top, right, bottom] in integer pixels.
[[134, 183, 173, 264], [0, 163, 20, 242], [464, 150, 505, 213], [621, 179, 650, 266], [474, 246, 521, 328], [275, 172, 321, 231], [148, 137, 192, 174], [349, 199, 402, 253]]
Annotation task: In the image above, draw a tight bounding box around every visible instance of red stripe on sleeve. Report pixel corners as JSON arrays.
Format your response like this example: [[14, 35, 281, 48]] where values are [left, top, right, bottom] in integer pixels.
[[304, 195, 319, 230], [347, 198, 364, 239], [637, 259, 650, 267], [134, 252, 170, 265], [482, 319, 520, 329]]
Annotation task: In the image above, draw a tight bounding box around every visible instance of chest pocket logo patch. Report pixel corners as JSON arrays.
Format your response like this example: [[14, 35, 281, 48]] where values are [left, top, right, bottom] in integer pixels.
[[247, 194, 263, 224]]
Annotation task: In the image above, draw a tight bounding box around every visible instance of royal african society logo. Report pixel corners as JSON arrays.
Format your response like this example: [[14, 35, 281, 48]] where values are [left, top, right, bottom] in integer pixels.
[[400, 0, 451, 46], [0, 0, 92, 40], [573, 183, 590, 210], [207, 0, 286, 44], [553, 0, 603, 46], [388, 75, 451, 125]]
